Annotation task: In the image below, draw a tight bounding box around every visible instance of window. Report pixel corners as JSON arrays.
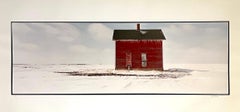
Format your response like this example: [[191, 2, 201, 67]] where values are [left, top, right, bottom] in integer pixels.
[[141, 53, 147, 67]]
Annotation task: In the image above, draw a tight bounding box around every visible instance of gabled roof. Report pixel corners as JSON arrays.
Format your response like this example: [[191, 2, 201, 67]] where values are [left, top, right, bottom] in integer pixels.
[[113, 29, 166, 40]]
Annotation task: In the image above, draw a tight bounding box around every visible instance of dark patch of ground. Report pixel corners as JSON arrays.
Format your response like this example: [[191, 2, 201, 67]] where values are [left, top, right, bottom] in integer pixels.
[[54, 71, 190, 79]]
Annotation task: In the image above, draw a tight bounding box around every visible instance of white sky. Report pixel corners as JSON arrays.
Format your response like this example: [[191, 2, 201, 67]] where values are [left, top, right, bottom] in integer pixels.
[[12, 22, 228, 64]]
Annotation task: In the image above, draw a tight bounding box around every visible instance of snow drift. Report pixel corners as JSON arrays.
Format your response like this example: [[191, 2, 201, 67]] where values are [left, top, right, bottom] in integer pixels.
[[13, 64, 228, 94]]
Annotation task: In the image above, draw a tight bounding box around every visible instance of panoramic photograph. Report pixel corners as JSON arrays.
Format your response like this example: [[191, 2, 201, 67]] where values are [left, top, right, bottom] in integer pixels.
[[12, 22, 229, 94]]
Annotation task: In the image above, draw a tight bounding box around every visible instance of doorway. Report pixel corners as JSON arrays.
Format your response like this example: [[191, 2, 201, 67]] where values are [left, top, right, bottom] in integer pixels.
[[126, 52, 132, 70]]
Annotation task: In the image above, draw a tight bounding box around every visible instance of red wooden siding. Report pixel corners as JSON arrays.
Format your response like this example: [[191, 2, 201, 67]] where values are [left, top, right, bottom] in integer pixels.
[[115, 40, 163, 70]]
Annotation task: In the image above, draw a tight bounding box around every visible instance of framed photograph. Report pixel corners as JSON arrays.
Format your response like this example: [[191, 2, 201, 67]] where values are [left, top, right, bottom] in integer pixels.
[[11, 21, 229, 95]]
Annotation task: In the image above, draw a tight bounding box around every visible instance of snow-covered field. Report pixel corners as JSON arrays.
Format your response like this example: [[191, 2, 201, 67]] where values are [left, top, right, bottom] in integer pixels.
[[13, 64, 228, 94]]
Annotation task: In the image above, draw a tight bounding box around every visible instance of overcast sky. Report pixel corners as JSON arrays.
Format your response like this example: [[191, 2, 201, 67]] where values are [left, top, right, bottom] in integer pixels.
[[12, 22, 228, 64]]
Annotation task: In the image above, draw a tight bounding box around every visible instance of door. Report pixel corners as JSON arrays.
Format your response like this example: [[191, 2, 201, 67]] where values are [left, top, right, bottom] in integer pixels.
[[126, 52, 132, 69]]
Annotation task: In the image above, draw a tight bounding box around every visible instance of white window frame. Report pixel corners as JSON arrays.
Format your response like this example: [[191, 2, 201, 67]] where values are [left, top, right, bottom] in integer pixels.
[[141, 53, 147, 67]]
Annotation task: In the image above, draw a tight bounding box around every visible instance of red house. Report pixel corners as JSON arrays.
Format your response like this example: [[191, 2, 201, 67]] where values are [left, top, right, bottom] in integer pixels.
[[112, 24, 166, 71]]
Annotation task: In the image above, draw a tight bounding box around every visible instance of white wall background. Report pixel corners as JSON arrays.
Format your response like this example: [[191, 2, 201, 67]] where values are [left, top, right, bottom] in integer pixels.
[[0, 0, 240, 112]]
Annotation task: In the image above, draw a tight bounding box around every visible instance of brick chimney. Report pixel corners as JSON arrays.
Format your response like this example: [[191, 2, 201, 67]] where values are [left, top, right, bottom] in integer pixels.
[[137, 23, 140, 31]]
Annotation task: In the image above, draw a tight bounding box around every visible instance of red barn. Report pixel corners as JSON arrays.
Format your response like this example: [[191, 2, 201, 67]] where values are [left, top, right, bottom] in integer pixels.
[[112, 24, 166, 71]]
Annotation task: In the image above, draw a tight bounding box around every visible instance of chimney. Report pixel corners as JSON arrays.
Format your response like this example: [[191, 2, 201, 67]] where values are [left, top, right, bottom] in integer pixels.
[[137, 23, 140, 31]]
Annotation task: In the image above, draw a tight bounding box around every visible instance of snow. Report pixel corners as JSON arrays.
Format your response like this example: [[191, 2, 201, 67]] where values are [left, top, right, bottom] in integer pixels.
[[13, 64, 228, 94]]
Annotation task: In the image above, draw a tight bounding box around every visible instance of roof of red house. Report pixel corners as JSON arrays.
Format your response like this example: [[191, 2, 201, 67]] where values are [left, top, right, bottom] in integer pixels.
[[113, 29, 166, 40]]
